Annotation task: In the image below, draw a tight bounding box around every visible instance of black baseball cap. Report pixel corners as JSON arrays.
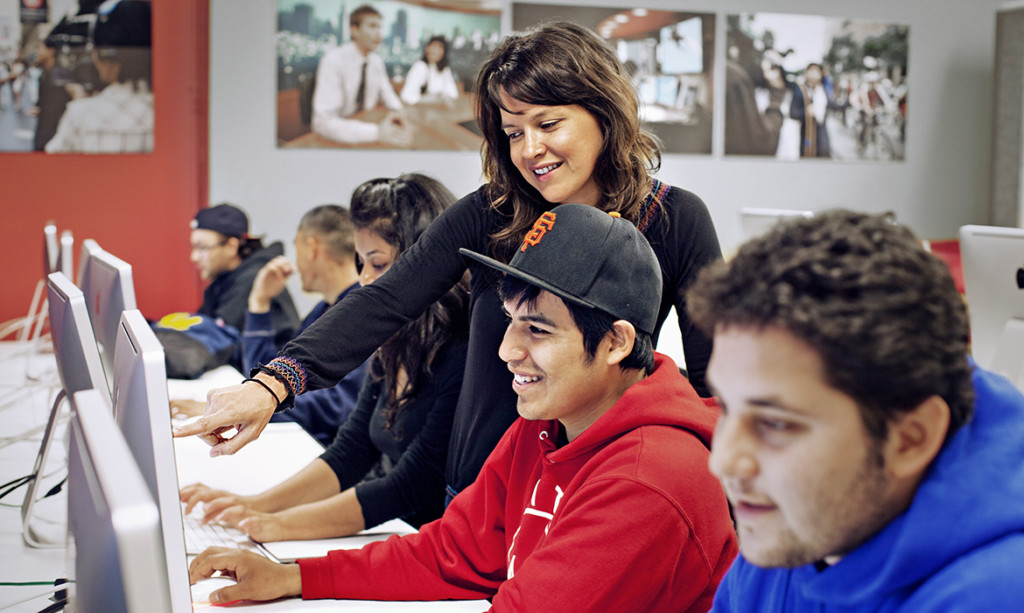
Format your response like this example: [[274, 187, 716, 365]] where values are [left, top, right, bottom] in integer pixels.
[[460, 203, 662, 335], [191, 203, 249, 239]]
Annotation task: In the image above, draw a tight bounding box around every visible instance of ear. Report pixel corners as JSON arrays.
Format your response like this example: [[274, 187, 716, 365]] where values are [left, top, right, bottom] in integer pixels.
[[881, 395, 950, 480], [304, 234, 321, 259], [603, 320, 637, 367]]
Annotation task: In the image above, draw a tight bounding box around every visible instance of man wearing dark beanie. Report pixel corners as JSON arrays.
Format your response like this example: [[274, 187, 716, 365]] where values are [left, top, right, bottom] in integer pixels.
[[189, 203, 299, 347]]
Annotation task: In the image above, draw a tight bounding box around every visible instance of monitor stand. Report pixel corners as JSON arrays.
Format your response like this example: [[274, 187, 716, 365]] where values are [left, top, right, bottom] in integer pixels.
[[22, 390, 69, 548]]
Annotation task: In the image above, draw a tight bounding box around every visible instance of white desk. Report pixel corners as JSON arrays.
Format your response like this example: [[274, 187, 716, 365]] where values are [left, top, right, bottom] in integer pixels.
[[176, 423, 488, 612], [0, 342, 71, 613], [1, 342, 488, 612]]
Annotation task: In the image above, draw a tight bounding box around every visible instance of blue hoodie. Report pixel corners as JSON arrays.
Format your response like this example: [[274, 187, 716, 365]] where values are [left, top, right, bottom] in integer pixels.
[[712, 366, 1024, 611]]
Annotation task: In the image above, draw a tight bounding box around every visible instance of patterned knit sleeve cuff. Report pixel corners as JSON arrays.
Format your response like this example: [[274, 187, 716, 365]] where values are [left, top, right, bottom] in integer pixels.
[[251, 356, 306, 412]]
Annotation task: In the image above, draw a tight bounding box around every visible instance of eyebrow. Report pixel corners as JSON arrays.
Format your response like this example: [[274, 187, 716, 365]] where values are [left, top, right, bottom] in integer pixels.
[[502, 304, 557, 328], [706, 378, 812, 416], [745, 396, 815, 417], [519, 312, 557, 327], [500, 108, 556, 129]]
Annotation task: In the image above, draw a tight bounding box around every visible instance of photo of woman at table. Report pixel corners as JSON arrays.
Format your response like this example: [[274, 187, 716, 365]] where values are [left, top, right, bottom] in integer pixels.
[[400, 35, 460, 107]]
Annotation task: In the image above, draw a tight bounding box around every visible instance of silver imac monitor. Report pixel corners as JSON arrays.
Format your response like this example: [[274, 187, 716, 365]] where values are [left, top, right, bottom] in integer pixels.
[[959, 224, 1024, 388], [739, 207, 814, 240], [79, 244, 137, 375], [21, 222, 62, 344], [67, 388, 172, 613], [23, 272, 111, 547], [74, 238, 102, 287], [46, 271, 109, 399], [112, 309, 192, 612]]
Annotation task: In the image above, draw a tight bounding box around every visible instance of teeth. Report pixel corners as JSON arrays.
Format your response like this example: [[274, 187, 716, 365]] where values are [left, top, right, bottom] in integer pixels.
[[514, 374, 541, 384], [533, 163, 560, 176]]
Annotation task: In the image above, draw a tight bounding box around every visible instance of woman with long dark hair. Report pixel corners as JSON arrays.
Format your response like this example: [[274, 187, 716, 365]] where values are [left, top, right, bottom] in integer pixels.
[[400, 34, 460, 106], [180, 173, 469, 539]]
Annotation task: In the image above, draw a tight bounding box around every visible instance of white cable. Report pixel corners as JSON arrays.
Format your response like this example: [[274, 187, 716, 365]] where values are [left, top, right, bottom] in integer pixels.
[[0, 422, 48, 450]]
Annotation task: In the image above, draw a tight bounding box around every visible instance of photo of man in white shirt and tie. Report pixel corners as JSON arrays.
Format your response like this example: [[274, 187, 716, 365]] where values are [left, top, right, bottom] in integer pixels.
[[311, 4, 412, 146]]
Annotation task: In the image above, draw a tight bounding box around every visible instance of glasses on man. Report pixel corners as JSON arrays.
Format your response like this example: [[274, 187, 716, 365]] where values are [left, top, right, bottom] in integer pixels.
[[190, 239, 228, 253]]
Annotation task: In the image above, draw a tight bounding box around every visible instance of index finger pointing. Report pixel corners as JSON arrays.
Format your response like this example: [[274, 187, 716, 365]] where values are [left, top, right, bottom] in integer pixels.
[[172, 415, 215, 438]]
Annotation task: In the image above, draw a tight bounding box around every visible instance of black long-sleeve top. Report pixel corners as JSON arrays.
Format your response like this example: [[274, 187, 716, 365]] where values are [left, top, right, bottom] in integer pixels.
[[320, 338, 467, 528], [279, 183, 722, 493]]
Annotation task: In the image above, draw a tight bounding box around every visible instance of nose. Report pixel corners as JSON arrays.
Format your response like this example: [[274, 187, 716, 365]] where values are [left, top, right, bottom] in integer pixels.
[[708, 415, 759, 481], [522, 128, 545, 159], [360, 268, 377, 286], [498, 325, 526, 365]]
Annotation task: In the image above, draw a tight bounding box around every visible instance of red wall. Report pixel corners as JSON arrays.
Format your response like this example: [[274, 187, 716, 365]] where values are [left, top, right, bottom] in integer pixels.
[[1, 0, 209, 327]]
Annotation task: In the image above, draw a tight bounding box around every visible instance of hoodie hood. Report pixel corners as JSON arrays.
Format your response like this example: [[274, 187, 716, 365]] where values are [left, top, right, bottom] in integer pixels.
[[543, 353, 719, 463], [799, 365, 1024, 606], [200, 241, 290, 332], [209, 241, 285, 287]]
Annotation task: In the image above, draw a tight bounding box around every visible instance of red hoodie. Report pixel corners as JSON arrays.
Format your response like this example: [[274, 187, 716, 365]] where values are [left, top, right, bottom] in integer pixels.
[[298, 353, 738, 611]]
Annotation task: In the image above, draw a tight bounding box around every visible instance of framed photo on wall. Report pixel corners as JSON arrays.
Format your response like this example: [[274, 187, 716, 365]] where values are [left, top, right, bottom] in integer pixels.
[[0, 0, 153, 154], [276, 0, 501, 151], [725, 12, 908, 161]]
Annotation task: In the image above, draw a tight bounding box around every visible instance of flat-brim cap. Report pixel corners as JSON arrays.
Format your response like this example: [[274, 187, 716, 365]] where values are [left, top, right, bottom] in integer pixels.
[[460, 203, 662, 335], [191, 203, 249, 239]]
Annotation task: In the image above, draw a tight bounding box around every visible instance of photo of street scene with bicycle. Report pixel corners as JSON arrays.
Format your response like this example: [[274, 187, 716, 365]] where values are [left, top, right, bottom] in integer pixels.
[[725, 12, 907, 161]]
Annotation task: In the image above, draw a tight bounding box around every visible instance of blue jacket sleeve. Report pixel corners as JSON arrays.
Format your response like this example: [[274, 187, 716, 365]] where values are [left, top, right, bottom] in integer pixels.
[[241, 310, 278, 373]]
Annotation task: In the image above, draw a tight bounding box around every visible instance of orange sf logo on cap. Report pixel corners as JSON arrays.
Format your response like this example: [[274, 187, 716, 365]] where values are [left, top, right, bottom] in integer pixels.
[[521, 212, 557, 252]]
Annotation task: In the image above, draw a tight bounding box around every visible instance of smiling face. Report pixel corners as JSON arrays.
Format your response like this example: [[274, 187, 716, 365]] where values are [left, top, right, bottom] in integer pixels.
[[354, 227, 398, 286], [707, 325, 905, 567], [498, 290, 624, 441], [499, 91, 604, 207]]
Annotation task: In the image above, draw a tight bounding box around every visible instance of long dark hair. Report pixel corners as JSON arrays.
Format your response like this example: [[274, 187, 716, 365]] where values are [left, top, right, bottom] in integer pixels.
[[422, 35, 450, 71], [475, 20, 662, 262], [350, 173, 469, 431]]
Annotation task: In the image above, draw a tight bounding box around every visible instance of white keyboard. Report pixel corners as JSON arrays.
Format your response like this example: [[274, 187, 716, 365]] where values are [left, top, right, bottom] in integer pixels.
[[182, 508, 253, 555]]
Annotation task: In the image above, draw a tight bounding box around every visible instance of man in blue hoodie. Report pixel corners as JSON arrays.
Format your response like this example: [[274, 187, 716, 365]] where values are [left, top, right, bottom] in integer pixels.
[[686, 209, 1024, 611]]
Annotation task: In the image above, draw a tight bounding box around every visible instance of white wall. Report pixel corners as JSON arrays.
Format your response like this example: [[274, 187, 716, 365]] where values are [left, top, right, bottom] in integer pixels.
[[209, 0, 1008, 337]]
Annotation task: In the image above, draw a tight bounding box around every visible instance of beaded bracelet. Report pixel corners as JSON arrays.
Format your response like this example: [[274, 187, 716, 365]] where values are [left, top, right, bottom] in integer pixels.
[[242, 377, 284, 408]]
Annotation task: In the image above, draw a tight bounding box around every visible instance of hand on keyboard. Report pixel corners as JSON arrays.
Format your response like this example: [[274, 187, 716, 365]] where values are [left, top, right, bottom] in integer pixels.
[[216, 507, 286, 543], [183, 504, 253, 555], [180, 481, 248, 518]]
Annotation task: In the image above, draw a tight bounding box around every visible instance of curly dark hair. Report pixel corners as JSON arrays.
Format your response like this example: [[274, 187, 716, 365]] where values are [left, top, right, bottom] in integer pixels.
[[686, 209, 974, 443], [350, 173, 470, 432], [475, 20, 662, 262]]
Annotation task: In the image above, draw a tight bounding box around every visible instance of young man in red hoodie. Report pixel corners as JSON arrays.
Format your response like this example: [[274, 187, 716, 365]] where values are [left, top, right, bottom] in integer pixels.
[[188, 204, 738, 611]]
